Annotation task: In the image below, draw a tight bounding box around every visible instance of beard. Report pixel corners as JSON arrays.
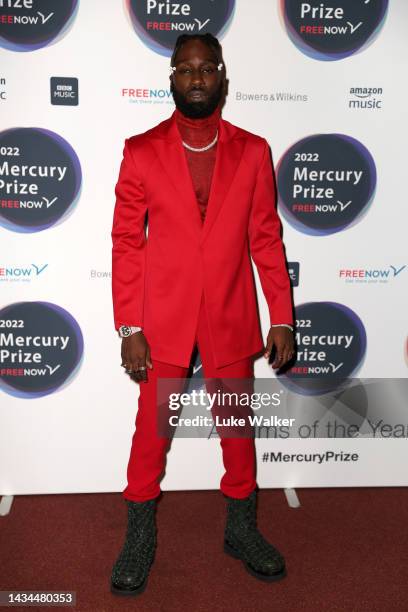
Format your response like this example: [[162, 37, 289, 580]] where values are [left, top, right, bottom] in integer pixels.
[[171, 81, 223, 119]]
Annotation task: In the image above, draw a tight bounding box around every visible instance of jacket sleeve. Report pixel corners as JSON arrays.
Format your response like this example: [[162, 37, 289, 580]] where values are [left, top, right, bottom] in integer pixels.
[[248, 138, 294, 327], [111, 138, 148, 330]]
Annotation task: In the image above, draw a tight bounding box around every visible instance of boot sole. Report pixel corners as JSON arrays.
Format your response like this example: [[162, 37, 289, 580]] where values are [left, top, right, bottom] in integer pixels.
[[224, 541, 287, 582], [110, 577, 147, 597]]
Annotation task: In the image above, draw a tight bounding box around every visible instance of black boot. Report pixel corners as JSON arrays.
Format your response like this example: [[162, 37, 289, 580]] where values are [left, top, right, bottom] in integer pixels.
[[110, 498, 157, 596], [224, 490, 286, 582]]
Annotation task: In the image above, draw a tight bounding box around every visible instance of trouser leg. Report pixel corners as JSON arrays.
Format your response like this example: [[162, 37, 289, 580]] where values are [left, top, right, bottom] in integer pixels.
[[195, 294, 258, 499], [123, 359, 188, 502]]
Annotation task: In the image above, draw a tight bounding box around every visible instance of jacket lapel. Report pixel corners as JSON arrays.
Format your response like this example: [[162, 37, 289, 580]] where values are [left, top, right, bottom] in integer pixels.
[[151, 111, 246, 242], [150, 114, 203, 233], [202, 119, 246, 243]]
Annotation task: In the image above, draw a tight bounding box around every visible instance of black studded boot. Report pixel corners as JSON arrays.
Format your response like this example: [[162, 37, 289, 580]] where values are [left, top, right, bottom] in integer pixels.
[[224, 490, 286, 582], [110, 498, 157, 596]]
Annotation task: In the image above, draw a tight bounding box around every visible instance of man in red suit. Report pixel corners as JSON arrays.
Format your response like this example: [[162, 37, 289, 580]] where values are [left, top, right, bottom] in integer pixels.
[[110, 33, 295, 596]]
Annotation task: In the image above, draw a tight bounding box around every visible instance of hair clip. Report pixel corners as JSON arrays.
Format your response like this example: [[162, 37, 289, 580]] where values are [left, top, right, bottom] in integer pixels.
[[169, 66, 176, 75], [217, 63, 223, 71]]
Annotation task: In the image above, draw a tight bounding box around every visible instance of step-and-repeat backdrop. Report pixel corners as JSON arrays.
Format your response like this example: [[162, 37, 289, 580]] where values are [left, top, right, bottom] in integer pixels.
[[1, 0, 407, 496]]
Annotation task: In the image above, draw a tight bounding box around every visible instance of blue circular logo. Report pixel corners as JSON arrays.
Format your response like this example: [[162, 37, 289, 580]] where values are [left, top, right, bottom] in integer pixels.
[[0, 0, 78, 52], [280, 0, 389, 61], [0, 127, 82, 233], [126, 0, 235, 57], [0, 301, 84, 399], [277, 133, 376, 236], [280, 301, 367, 395]]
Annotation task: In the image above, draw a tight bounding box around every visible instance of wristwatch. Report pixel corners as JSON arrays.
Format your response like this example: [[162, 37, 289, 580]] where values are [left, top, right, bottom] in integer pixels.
[[118, 325, 142, 338]]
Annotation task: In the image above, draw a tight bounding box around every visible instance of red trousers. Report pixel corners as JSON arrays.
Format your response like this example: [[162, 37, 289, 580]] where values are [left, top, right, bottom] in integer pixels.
[[123, 292, 258, 502]]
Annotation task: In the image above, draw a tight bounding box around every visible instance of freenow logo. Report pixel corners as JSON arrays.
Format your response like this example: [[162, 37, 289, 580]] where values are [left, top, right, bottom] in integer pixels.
[[280, 0, 388, 61], [0, 127, 82, 233], [277, 133, 376, 236], [126, 0, 235, 56], [0, 0, 79, 52], [50, 77, 78, 106], [0, 262, 48, 282], [349, 86, 383, 110], [121, 87, 173, 105], [0, 301, 84, 398], [280, 301, 367, 395], [339, 265, 406, 284]]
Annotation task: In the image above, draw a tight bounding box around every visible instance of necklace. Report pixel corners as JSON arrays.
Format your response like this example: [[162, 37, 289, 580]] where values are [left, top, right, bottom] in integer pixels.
[[182, 131, 218, 152]]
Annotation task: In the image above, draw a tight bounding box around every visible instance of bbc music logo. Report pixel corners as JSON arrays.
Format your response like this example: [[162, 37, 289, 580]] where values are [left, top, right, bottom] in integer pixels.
[[288, 262, 300, 287], [0, 0, 79, 52], [50, 77, 78, 106], [125, 0, 235, 56], [280, 0, 389, 61]]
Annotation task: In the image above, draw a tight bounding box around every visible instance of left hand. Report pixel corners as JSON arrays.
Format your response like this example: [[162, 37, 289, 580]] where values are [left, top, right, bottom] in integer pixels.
[[264, 326, 295, 370]]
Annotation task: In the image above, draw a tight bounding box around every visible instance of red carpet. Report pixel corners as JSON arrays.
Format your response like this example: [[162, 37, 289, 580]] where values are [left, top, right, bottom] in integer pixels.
[[1, 488, 407, 611]]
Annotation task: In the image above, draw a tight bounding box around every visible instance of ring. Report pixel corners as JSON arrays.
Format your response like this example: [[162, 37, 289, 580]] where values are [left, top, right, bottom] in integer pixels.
[[125, 369, 133, 374], [137, 366, 147, 371]]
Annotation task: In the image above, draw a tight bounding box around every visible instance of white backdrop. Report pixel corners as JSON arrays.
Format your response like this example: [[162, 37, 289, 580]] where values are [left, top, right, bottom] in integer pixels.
[[1, 0, 407, 496]]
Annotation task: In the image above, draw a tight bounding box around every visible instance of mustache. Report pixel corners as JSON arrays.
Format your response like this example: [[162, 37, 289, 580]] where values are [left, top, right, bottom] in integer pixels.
[[187, 86, 206, 93]]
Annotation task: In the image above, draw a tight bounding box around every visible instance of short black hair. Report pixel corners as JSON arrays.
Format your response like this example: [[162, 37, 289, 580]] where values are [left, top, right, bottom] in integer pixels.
[[170, 33, 223, 66]]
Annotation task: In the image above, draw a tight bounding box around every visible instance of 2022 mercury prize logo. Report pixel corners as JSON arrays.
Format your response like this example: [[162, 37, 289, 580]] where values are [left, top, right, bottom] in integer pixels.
[[126, 0, 235, 56], [277, 134, 376, 236], [280, 301, 367, 396], [280, 0, 388, 61], [0, 0, 78, 52], [0, 127, 82, 233], [0, 301, 84, 398]]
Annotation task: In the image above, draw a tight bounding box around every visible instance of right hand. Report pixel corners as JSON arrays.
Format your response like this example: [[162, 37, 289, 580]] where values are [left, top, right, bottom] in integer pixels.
[[121, 332, 153, 383]]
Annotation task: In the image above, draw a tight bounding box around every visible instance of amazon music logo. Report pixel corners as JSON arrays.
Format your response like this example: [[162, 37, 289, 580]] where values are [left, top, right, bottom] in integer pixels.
[[0, 301, 84, 398], [277, 133, 377, 236], [348, 86, 383, 110], [280, 0, 388, 61], [125, 0, 235, 57], [0, 127, 82, 233], [0, 0, 78, 52], [279, 301, 367, 396]]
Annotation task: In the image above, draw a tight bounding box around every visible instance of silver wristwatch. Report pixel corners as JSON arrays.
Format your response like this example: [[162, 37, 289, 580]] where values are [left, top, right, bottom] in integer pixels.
[[118, 325, 142, 338]]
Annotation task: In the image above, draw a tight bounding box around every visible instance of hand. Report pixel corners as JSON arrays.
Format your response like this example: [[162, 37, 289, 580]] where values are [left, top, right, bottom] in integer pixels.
[[264, 326, 295, 370], [121, 332, 153, 383]]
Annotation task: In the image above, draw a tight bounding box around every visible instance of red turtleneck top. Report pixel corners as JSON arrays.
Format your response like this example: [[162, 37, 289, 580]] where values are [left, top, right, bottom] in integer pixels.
[[175, 106, 220, 224]]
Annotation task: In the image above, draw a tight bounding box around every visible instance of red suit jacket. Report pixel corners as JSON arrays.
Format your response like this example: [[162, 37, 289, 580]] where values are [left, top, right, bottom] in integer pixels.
[[111, 111, 293, 368]]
